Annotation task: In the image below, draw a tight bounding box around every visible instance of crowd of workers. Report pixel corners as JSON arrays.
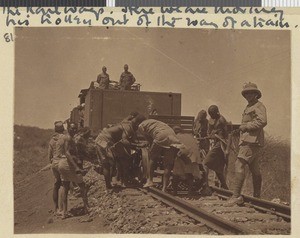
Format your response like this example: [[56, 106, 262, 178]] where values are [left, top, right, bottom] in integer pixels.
[[48, 82, 267, 219]]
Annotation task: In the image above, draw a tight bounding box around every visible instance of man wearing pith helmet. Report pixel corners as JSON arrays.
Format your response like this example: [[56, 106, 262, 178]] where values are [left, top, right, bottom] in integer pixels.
[[226, 82, 267, 206]]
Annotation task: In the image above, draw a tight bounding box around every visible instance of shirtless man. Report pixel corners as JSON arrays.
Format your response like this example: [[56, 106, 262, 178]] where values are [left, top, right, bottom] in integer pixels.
[[48, 122, 88, 218]]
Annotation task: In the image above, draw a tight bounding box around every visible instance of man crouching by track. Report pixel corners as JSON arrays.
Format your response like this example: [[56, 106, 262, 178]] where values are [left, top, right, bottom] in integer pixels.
[[137, 118, 182, 192], [95, 114, 146, 191]]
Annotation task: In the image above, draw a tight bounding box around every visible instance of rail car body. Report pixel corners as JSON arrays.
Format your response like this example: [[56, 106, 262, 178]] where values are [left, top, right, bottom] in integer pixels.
[[71, 85, 182, 135]]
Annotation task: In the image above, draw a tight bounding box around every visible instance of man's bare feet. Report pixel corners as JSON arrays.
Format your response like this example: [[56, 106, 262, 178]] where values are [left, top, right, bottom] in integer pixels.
[[61, 212, 72, 220], [54, 209, 63, 217]]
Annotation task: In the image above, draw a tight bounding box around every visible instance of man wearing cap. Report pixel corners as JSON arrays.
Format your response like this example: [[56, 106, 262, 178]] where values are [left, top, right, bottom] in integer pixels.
[[226, 83, 267, 206], [202, 105, 229, 192], [97, 66, 110, 90], [137, 118, 181, 192], [119, 64, 136, 90], [48, 122, 88, 218]]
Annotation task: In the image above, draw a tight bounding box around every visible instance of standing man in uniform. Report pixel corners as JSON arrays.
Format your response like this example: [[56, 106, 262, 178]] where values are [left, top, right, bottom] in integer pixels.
[[202, 105, 229, 191], [226, 82, 267, 206], [119, 64, 136, 90], [97, 66, 110, 90]]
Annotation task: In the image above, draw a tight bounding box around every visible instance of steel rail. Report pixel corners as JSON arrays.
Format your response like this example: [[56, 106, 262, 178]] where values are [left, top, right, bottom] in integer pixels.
[[210, 186, 291, 219], [141, 187, 257, 235], [216, 194, 290, 221]]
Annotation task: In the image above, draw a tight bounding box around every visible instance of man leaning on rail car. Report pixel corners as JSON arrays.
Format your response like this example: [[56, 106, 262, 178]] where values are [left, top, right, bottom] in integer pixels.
[[95, 114, 146, 191], [137, 118, 182, 192], [172, 126, 204, 196], [119, 64, 136, 90], [226, 82, 267, 206]]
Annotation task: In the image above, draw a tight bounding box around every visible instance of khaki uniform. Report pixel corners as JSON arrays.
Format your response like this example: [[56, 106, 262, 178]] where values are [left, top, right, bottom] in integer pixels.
[[239, 101, 267, 146], [95, 122, 135, 165], [238, 101, 267, 163], [138, 119, 181, 166], [173, 133, 202, 179], [97, 72, 110, 89], [119, 71, 135, 90]]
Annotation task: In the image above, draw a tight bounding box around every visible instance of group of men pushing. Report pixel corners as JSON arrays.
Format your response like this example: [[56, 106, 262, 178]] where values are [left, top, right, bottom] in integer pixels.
[[48, 82, 267, 218]]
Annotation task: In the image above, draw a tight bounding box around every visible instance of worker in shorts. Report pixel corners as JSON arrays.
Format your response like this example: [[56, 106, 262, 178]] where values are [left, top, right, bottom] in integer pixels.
[[95, 114, 146, 190], [48, 121, 65, 216], [172, 126, 204, 195], [202, 105, 229, 193], [48, 121, 88, 219], [137, 118, 182, 192], [226, 82, 267, 206]]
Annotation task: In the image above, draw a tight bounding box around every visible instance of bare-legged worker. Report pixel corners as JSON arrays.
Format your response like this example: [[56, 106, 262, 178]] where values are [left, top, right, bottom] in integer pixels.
[[48, 121, 88, 219], [226, 82, 267, 206], [95, 114, 146, 190], [202, 105, 229, 193], [137, 118, 182, 192]]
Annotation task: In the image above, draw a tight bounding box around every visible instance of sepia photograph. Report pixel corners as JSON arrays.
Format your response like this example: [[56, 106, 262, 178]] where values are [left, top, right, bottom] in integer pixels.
[[14, 26, 291, 234]]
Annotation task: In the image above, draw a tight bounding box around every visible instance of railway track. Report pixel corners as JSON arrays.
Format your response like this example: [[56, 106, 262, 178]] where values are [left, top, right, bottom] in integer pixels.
[[141, 185, 291, 235], [210, 186, 290, 221]]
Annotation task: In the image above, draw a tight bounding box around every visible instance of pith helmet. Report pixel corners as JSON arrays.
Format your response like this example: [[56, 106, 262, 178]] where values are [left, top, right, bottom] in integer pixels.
[[242, 82, 262, 99]]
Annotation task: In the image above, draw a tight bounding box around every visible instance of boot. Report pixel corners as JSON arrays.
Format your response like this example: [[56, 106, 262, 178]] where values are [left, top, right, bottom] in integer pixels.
[[225, 196, 244, 206], [232, 172, 245, 197], [224, 172, 245, 207], [253, 174, 262, 198]]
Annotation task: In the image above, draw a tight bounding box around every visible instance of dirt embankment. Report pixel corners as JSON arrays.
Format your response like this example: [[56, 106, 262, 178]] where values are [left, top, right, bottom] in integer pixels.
[[14, 164, 216, 234], [14, 167, 109, 234]]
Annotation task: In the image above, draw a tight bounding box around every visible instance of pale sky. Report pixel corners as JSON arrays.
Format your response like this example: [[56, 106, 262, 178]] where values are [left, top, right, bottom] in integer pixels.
[[14, 27, 290, 139]]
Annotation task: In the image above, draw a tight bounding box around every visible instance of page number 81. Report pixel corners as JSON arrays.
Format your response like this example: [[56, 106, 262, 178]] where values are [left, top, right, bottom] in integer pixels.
[[4, 33, 14, 43]]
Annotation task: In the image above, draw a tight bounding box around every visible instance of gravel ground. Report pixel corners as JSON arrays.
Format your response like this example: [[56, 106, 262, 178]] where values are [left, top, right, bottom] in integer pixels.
[[83, 163, 217, 234]]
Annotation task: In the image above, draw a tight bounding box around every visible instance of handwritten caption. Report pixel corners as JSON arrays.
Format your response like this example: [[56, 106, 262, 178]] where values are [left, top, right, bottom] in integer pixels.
[[2, 6, 295, 43]]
